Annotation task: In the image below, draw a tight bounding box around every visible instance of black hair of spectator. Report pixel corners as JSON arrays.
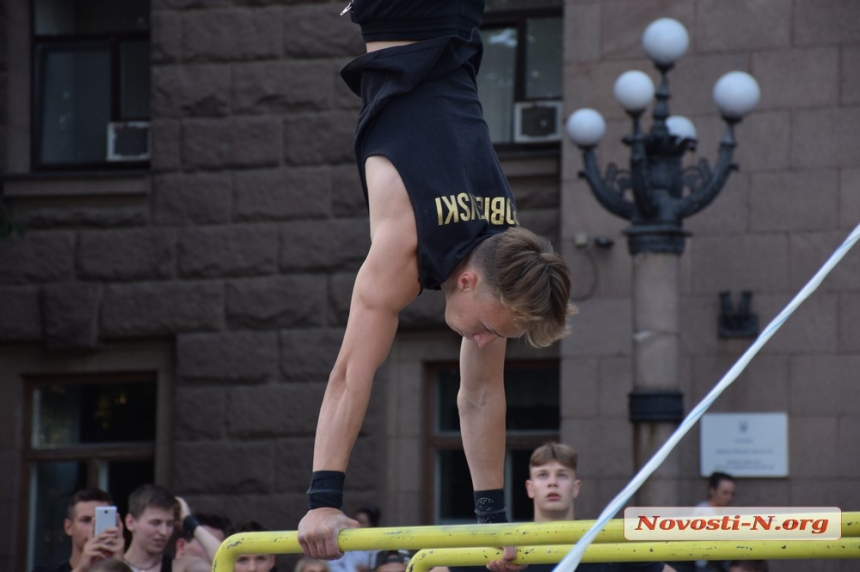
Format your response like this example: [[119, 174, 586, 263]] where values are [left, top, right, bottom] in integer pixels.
[[66, 488, 113, 520], [128, 484, 176, 518], [235, 521, 268, 533], [355, 505, 381, 527], [181, 512, 234, 540], [373, 550, 411, 570], [728, 560, 769, 572], [708, 471, 736, 489], [234, 522, 277, 572]]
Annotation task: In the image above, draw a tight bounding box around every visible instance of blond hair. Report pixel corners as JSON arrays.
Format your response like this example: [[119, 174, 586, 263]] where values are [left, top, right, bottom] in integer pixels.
[[295, 558, 331, 572], [471, 227, 576, 347], [530, 442, 578, 472]]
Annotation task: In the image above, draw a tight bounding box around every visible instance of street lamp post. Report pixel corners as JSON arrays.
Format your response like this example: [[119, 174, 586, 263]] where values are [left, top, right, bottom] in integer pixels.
[[566, 18, 760, 506]]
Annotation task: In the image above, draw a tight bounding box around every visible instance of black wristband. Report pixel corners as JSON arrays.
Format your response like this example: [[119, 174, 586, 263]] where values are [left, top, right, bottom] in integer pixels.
[[183, 515, 200, 536], [474, 489, 508, 524], [307, 470, 345, 510]]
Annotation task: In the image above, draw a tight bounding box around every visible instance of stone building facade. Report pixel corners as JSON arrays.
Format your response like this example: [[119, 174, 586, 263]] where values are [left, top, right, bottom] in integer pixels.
[[1, 1, 859, 571]]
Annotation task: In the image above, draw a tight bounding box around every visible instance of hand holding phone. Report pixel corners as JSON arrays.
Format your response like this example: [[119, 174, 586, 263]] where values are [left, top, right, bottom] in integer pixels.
[[94, 506, 118, 535]]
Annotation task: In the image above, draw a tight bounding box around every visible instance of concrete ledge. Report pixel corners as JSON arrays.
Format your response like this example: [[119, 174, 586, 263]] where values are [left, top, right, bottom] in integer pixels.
[[2, 172, 150, 198], [498, 150, 561, 179]]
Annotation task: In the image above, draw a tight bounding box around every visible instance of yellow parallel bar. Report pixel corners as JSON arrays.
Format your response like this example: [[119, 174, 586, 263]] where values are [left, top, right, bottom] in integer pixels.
[[211, 512, 860, 572], [212, 520, 624, 572], [406, 539, 860, 572]]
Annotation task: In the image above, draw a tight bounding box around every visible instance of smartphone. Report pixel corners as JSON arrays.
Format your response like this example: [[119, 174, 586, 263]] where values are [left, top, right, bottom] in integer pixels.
[[94, 506, 117, 535]]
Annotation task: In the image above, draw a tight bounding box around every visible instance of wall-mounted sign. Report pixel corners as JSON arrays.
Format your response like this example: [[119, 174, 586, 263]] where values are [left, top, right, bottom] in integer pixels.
[[700, 412, 788, 477]]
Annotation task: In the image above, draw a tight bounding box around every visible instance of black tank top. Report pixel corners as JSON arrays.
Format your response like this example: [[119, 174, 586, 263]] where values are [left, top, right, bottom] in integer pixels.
[[342, 32, 518, 290]]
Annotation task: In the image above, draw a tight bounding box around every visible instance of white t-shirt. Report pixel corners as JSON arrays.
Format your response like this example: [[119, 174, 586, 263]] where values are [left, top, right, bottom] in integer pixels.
[[327, 550, 376, 572]]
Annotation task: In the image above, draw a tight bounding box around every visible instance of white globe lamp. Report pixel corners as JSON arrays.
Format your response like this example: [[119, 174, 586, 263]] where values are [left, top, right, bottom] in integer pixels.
[[642, 18, 689, 65], [713, 71, 761, 119], [614, 71, 655, 113], [666, 115, 697, 141], [566, 109, 606, 147]]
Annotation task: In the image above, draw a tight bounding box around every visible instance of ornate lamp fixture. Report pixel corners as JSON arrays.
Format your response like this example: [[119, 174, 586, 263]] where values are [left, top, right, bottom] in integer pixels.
[[566, 18, 760, 254]]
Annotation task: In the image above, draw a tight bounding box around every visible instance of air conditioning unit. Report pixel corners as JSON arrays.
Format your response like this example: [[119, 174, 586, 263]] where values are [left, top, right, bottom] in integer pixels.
[[107, 121, 151, 162], [513, 100, 563, 143]]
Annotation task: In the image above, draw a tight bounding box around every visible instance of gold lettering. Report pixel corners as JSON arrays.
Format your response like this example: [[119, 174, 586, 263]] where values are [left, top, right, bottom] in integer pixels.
[[441, 195, 458, 224], [435, 195, 517, 226], [506, 200, 517, 225], [490, 197, 505, 225], [457, 192, 471, 222]]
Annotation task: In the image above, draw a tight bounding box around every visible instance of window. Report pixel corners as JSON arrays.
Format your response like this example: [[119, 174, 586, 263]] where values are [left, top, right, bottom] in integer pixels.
[[32, 0, 151, 170], [478, 0, 563, 147], [22, 373, 157, 570], [426, 361, 560, 523]]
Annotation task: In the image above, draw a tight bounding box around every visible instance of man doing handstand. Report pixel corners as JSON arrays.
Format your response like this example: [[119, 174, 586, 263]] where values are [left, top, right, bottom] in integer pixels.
[[298, 0, 576, 561]]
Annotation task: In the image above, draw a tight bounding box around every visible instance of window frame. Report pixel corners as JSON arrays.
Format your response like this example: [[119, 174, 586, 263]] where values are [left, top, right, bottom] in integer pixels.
[[423, 359, 560, 524], [30, 11, 150, 172], [481, 4, 563, 153], [17, 371, 159, 571]]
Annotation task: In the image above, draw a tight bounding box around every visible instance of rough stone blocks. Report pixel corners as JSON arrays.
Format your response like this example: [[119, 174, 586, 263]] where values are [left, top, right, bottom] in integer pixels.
[[178, 225, 279, 278], [183, 117, 282, 171], [233, 60, 334, 114], [279, 328, 344, 382], [41, 282, 102, 350], [233, 168, 332, 221], [182, 8, 282, 62], [152, 65, 232, 118], [283, 4, 363, 58], [0, 232, 75, 285], [152, 172, 233, 226], [177, 330, 280, 383], [101, 281, 224, 337], [173, 441, 275, 494], [226, 275, 326, 329], [0, 286, 42, 340], [279, 218, 369, 272], [225, 383, 326, 438], [77, 229, 176, 281]]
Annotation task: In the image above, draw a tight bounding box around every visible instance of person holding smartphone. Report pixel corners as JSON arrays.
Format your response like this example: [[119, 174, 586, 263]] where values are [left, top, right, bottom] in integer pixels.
[[31, 488, 125, 572]]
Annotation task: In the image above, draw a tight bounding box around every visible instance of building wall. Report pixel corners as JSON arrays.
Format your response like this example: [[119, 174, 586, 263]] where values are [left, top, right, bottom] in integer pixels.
[[560, 2, 860, 569], [0, 0, 858, 570], [0, 0, 563, 567], [0, 1, 375, 566]]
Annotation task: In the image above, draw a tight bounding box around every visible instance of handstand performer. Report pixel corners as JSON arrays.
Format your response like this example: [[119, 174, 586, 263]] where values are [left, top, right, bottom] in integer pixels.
[[298, 0, 575, 563]]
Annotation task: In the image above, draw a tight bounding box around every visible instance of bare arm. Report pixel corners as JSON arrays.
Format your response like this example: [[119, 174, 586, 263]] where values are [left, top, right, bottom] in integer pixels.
[[310, 254, 417, 470], [299, 156, 420, 559], [458, 336, 508, 492], [184, 558, 218, 572], [176, 498, 222, 563], [311, 155, 420, 473], [460, 340, 528, 572], [190, 527, 221, 564]]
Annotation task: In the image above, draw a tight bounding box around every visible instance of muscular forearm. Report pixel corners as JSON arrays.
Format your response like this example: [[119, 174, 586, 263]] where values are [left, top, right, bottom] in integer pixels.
[[312, 369, 375, 471], [311, 256, 405, 473], [457, 376, 507, 490]]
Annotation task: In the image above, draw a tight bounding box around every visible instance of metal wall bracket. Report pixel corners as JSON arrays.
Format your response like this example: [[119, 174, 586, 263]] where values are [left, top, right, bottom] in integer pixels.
[[629, 389, 684, 423], [718, 290, 759, 338]]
